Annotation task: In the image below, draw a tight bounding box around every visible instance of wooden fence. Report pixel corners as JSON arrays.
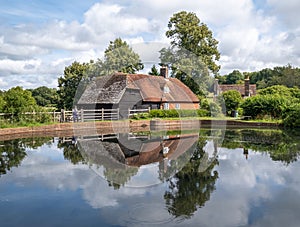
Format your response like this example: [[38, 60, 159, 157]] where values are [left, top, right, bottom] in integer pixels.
[[128, 108, 150, 117], [0, 108, 150, 123]]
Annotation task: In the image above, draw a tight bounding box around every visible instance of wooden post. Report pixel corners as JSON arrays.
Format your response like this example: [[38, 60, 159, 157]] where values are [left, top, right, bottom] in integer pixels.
[[80, 109, 84, 122], [117, 108, 119, 120], [102, 108, 104, 121], [53, 111, 56, 122], [61, 109, 65, 122]]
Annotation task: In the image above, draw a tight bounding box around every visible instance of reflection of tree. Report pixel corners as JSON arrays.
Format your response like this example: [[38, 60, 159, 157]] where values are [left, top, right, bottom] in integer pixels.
[[222, 129, 300, 165], [58, 137, 86, 164], [104, 167, 139, 190], [0, 140, 26, 176], [21, 137, 52, 149], [76, 139, 139, 190], [164, 138, 219, 219]]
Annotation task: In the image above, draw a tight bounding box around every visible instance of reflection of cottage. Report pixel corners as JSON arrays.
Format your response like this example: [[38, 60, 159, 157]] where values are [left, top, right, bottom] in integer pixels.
[[124, 134, 199, 167], [77, 67, 199, 118], [77, 132, 198, 168], [214, 78, 256, 97]]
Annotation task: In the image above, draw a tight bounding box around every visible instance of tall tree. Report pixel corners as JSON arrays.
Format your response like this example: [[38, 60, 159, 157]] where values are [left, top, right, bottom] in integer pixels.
[[57, 61, 92, 110], [160, 11, 220, 95], [98, 38, 144, 75]]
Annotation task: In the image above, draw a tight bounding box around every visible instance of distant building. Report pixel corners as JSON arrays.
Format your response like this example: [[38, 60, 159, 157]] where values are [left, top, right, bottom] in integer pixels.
[[77, 67, 199, 118], [214, 78, 256, 97]]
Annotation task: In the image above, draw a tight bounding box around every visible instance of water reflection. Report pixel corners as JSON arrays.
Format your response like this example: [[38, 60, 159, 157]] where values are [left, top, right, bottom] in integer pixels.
[[1, 128, 300, 226], [0, 137, 52, 177], [222, 129, 300, 164], [71, 130, 204, 188], [164, 137, 219, 219]]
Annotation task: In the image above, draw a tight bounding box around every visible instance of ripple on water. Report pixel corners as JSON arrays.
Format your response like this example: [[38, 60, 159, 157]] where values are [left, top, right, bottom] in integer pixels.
[[127, 203, 175, 225]]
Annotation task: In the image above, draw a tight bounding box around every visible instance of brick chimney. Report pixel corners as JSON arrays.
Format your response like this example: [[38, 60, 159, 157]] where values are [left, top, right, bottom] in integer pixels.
[[244, 78, 250, 97], [160, 66, 169, 78]]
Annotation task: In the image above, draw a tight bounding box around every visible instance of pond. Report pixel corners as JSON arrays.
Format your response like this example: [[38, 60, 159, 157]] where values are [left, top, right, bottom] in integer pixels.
[[1, 128, 300, 226]]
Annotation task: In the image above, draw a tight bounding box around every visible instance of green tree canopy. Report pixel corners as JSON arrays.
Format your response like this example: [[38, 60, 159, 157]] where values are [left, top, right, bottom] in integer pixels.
[[96, 38, 144, 75], [148, 64, 160, 76], [29, 86, 59, 108], [57, 38, 144, 110], [160, 11, 220, 95], [3, 86, 37, 119], [248, 65, 300, 89], [218, 90, 242, 116], [0, 95, 5, 112], [57, 61, 92, 110], [164, 11, 220, 74]]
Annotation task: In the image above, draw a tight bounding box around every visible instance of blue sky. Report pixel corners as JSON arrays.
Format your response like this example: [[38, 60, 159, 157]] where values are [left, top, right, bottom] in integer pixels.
[[0, 0, 299, 89]]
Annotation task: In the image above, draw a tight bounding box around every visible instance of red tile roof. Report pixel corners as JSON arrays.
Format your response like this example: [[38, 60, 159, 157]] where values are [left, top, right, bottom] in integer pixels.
[[78, 73, 199, 104]]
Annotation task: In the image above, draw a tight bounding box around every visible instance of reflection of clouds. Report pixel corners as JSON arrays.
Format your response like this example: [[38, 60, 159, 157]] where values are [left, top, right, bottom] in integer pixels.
[[3, 146, 148, 209], [184, 148, 300, 227], [3, 141, 300, 226]]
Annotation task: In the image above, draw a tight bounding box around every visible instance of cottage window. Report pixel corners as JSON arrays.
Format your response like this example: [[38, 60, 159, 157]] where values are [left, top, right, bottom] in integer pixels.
[[175, 103, 180, 109], [164, 103, 169, 110]]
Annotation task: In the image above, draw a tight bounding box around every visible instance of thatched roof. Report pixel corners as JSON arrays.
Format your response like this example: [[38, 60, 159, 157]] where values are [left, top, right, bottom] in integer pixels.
[[78, 73, 199, 105]]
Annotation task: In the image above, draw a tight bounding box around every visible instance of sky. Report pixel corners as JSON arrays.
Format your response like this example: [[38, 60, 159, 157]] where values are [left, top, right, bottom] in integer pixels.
[[0, 0, 300, 90]]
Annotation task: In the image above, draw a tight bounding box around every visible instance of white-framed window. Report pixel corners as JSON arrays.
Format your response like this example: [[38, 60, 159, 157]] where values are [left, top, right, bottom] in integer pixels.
[[175, 103, 180, 109], [164, 103, 169, 110]]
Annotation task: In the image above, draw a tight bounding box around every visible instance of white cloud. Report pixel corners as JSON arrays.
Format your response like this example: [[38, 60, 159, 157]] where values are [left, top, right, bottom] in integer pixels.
[[0, 0, 300, 89]]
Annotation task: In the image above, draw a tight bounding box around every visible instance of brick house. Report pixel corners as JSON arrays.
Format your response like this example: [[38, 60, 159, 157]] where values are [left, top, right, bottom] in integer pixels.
[[77, 67, 199, 118], [214, 78, 256, 97]]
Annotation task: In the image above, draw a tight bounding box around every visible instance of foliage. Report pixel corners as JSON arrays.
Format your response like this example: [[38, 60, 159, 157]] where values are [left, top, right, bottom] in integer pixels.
[[95, 38, 144, 75], [0, 139, 26, 177], [0, 95, 5, 112], [249, 64, 300, 89], [283, 104, 300, 128], [217, 70, 244, 84], [29, 86, 59, 108], [164, 11, 220, 74], [57, 138, 86, 164], [217, 90, 242, 116], [57, 38, 143, 110], [148, 64, 160, 76], [57, 61, 92, 110], [160, 11, 220, 95], [148, 109, 209, 119], [241, 94, 290, 119], [2, 86, 37, 121]]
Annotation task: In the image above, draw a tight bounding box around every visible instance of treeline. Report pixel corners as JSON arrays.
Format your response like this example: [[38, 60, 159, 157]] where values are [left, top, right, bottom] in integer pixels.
[[216, 64, 300, 89]]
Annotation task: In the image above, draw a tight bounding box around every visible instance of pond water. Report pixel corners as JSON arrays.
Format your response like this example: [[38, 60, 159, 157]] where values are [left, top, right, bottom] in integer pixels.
[[1, 128, 300, 227]]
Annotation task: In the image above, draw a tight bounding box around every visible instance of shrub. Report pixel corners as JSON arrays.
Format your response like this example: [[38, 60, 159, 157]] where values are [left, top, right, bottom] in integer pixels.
[[283, 104, 300, 128], [149, 109, 209, 118], [241, 94, 290, 119]]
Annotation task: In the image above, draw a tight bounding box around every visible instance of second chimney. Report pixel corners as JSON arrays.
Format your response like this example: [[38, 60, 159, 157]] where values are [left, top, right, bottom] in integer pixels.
[[160, 66, 169, 78], [244, 78, 250, 97]]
